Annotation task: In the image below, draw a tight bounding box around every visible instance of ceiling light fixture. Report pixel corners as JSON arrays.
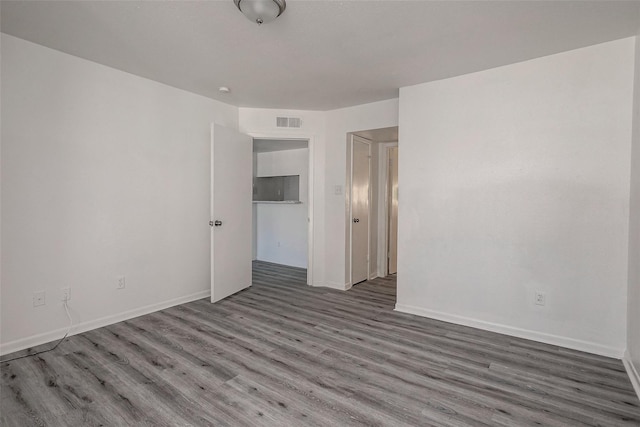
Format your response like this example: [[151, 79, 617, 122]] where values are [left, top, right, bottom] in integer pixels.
[[233, 0, 286, 25]]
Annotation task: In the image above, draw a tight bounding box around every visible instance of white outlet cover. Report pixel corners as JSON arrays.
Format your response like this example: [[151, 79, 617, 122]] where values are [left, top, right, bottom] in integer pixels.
[[33, 291, 46, 307]]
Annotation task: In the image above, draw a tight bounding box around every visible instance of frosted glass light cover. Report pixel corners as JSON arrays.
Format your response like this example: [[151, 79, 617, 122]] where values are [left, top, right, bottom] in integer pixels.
[[236, 0, 285, 25]]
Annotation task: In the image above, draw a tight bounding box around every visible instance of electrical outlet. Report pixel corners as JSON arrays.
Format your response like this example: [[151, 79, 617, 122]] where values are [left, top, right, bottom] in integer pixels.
[[535, 291, 546, 306], [117, 276, 126, 289], [33, 291, 46, 307], [62, 287, 71, 302]]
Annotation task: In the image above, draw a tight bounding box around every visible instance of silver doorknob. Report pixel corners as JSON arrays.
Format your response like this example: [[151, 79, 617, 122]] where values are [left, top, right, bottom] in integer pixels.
[[353, 218, 360, 223], [214, 220, 222, 227]]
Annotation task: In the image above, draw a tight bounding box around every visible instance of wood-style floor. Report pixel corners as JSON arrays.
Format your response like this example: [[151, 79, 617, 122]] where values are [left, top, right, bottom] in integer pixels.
[[2, 261, 640, 426]]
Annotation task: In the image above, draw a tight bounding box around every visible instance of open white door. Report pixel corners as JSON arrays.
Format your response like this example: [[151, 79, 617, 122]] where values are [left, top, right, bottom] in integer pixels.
[[211, 124, 252, 302], [351, 135, 371, 285]]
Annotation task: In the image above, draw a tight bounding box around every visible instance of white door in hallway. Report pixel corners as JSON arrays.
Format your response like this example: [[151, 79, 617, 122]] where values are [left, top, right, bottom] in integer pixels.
[[351, 136, 370, 285], [388, 146, 398, 275], [210, 124, 252, 302]]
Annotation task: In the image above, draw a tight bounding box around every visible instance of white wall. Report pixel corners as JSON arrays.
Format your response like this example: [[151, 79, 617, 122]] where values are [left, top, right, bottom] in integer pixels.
[[325, 100, 399, 289], [397, 38, 635, 357], [255, 148, 309, 268], [627, 33, 640, 396], [1, 34, 238, 354]]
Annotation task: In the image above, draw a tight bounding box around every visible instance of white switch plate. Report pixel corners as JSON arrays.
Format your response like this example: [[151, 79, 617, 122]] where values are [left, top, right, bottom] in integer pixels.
[[33, 291, 46, 307], [117, 276, 126, 289]]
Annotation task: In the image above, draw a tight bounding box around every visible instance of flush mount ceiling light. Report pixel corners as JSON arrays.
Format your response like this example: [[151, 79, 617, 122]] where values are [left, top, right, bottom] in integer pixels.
[[234, 0, 286, 25]]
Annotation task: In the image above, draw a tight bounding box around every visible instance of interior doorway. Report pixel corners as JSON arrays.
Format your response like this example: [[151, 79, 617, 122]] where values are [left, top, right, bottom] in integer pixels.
[[251, 138, 312, 285], [346, 126, 398, 288]]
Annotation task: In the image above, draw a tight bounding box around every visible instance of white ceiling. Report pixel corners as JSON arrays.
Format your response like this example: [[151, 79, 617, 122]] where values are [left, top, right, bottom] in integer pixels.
[[253, 138, 308, 153], [2, 1, 639, 111]]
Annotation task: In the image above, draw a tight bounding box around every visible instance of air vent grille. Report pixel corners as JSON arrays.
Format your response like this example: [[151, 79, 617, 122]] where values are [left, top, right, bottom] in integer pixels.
[[288, 117, 302, 128], [276, 117, 302, 128]]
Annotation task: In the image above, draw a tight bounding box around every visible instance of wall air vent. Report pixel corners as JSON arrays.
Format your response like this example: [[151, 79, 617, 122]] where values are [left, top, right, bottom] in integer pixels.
[[276, 117, 302, 128], [288, 117, 302, 128]]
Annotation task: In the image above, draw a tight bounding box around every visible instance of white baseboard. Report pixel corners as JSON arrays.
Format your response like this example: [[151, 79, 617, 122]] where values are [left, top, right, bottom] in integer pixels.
[[623, 350, 640, 400], [394, 303, 624, 359], [323, 281, 348, 291], [0, 289, 211, 356]]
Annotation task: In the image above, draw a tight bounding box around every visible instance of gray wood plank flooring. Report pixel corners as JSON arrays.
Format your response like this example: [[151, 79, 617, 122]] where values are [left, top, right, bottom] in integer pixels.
[[2, 260, 640, 426]]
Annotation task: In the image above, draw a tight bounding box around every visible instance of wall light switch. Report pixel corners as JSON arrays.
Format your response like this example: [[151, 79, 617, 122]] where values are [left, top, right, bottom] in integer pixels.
[[33, 291, 46, 307], [334, 185, 343, 195]]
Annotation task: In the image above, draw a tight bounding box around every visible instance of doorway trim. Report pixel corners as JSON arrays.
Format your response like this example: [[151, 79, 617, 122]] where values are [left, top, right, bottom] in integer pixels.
[[347, 134, 372, 288], [248, 132, 314, 287]]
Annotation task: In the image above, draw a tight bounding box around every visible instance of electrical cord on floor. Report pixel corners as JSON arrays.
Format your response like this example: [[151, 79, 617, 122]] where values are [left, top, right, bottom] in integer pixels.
[[0, 299, 73, 363]]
